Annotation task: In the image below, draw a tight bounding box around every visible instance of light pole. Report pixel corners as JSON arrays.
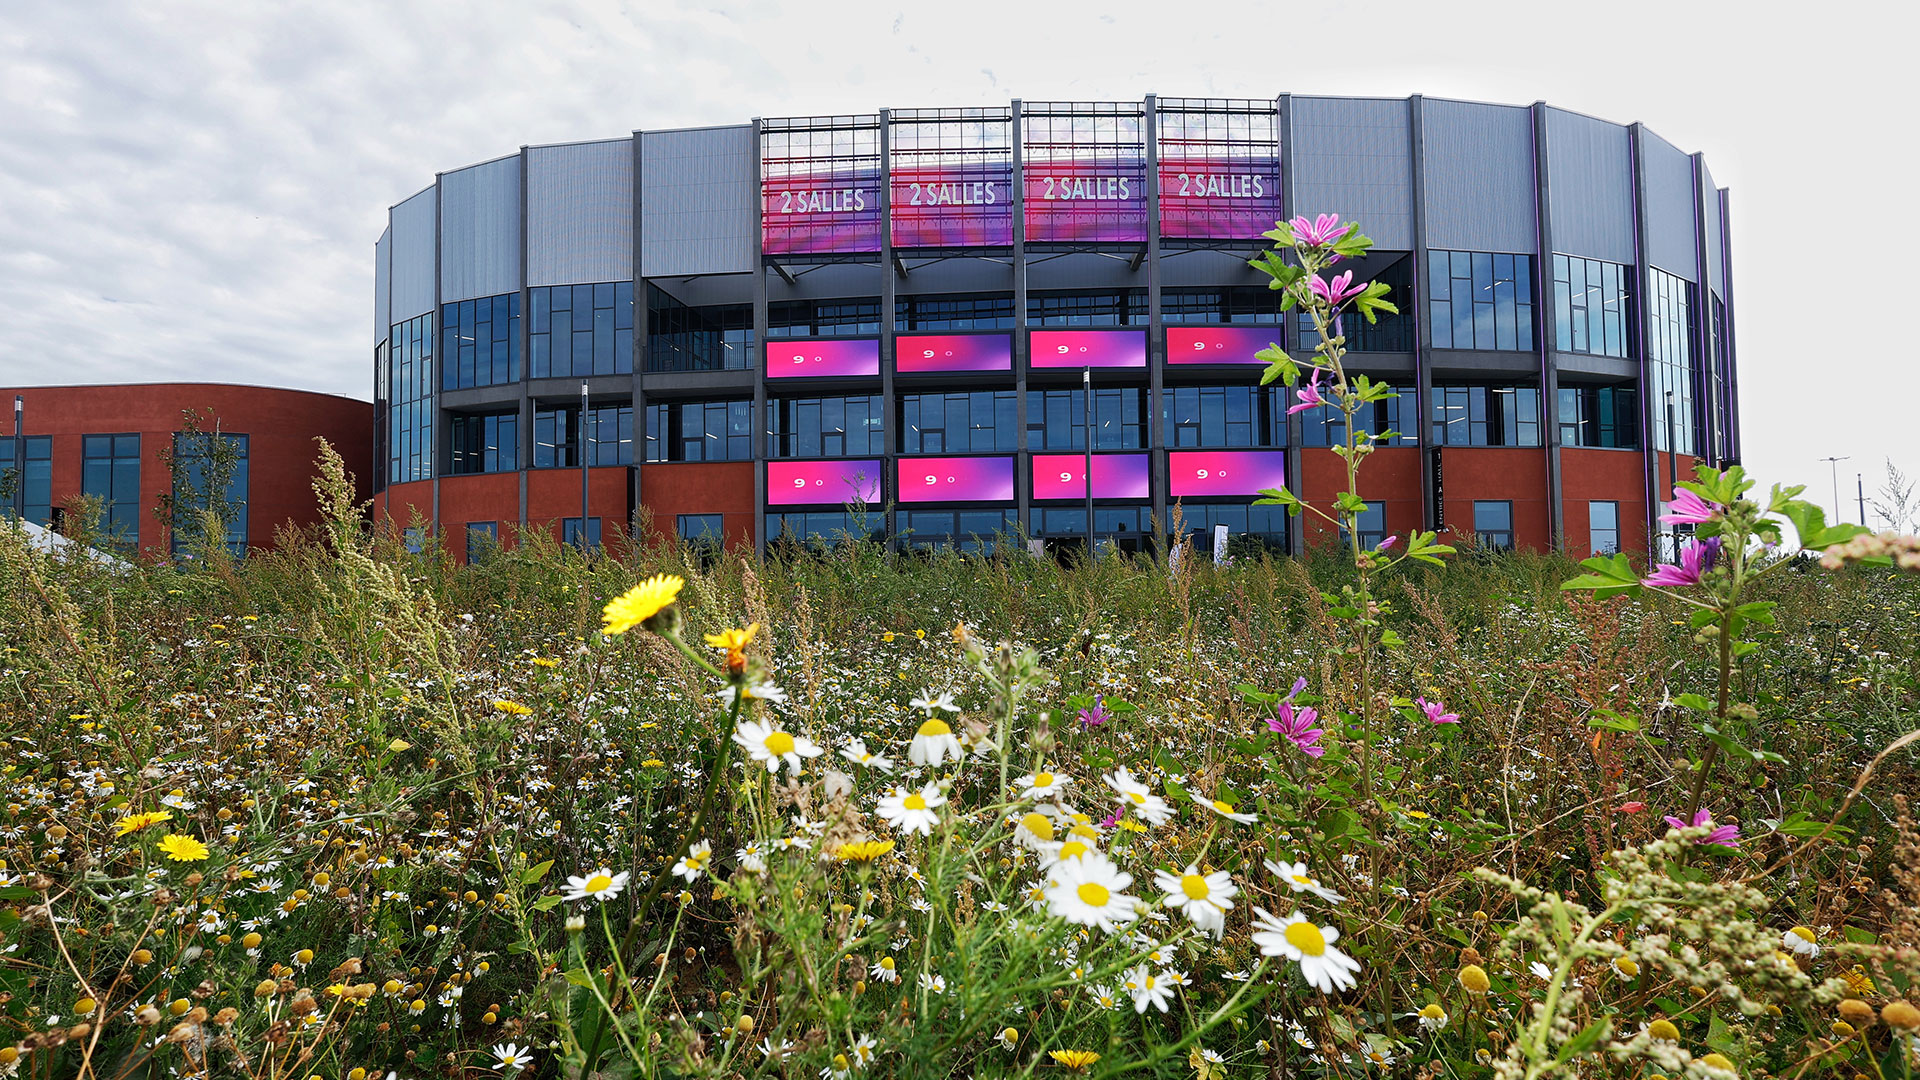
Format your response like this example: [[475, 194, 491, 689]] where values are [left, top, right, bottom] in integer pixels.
[[580, 381, 591, 549], [1858, 472, 1868, 531], [1663, 390, 1678, 556], [1083, 367, 1094, 559], [10, 396, 22, 522], [1819, 455, 1849, 524]]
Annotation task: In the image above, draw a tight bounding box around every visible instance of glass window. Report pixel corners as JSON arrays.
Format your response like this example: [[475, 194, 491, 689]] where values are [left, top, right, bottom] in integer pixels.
[[1556, 385, 1639, 449], [441, 293, 522, 388], [1336, 502, 1386, 551], [1427, 250, 1533, 352], [1163, 385, 1284, 448], [767, 395, 885, 458], [81, 433, 141, 548], [643, 401, 751, 462], [1028, 289, 1150, 327], [1647, 267, 1696, 456], [448, 413, 519, 475], [677, 514, 724, 548], [1160, 286, 1287, 326], [1552, 254, 1632, 359], [1026, 388, 1145, 450], [1472, 500, 1514, 551], [898, 508, 1015, 553], [1588, 501, 1619, 555], [465, 521, 498, 563], [169, 432, 248, 555], [1298, 383, 1413, 447], [646, 286, 753, 372], [768, 510, 884, 546], [894, 293, 1015, 331], [530, 282, 633, 378], [0, 435, 53, 527], [562, 517, 602, 552], [534, 406, 632, 467], [1429, 385, 1541, 447], [1033, 505, 1151, 541], [899, 392, 1018, 454], [1292, 256, 1414, 351], [1170, 501, 1290, 554], [767, 297, 882, 338], [387, 314, 434, 483]]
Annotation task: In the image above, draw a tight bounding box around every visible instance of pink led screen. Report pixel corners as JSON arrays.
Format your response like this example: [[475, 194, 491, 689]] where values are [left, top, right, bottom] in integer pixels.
[[1157, 158, 1281, 239], [890, 165, 1014, 247], [897, 456, 1015, 503], [1023, 162, 1148, 242], [767, 460, 884, 506], [761, 169, 884, 255], [1029, 329, 1147, 369], [765, 338, 880, 378], [1166, 326, 1280, 365], [1031, 454, 1151, 501], [1167, 450, 1288, 498], [895, 333, 1012, 374]]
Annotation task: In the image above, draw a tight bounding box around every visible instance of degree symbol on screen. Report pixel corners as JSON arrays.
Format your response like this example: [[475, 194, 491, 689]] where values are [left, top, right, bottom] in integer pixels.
[[946, 476, 955, 484]]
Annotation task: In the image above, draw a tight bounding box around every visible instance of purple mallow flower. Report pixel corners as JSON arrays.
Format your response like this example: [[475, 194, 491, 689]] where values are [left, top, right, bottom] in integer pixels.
[[1376, 535, 1399, 551], [1641, 536, 1723, 588], [1289, 213, 1347, 247], [1267, 701, 1326, 758], [1288, 367, 1328, 415], [1416, 697, 1460, 725], [1075, 693, 1111, 730], [1664, 808, 1741, 848], [1308, 270, 1367, 308], [1660, 488, 1723, 526]]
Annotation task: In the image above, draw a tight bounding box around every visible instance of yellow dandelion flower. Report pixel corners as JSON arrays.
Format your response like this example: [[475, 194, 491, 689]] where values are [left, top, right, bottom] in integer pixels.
[[833, 840, 896, 862], [115, 810, 173, 836], [1049, 1049, 1100, 1071], [531, 657, 560, 667], [702, 623, 760, 653], [157, 834, 211, 862], [602, 574, 685, 635], [492, 700, 533, 716]]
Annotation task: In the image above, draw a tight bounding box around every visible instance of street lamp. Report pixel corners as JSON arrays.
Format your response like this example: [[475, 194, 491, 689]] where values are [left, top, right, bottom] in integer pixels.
[[1819, 455, 1849, 524], [10, 396, 22, 522], [1083, 367, 1094, 559]]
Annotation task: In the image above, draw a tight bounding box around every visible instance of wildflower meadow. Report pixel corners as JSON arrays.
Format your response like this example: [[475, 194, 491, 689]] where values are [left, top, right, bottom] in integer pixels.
[[3, 218, 1918, 1080]]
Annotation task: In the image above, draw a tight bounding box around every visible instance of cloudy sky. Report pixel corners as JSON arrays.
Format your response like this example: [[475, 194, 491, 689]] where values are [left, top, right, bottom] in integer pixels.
[[3, 1, 1915, 519]]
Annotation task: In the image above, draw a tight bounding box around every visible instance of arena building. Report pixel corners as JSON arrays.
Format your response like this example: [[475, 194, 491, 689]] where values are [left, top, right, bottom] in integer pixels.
[[371, 94, 1738, 561]]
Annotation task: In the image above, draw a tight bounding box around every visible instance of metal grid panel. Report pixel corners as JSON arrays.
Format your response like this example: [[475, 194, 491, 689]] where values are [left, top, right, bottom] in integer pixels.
[[439, 156, 522, 303], [1155, 97, 1281, 240], [761, 114, 884, 255], [528, 139, 633, 287], [889, 105, 1013, 248], [1021, 100, 1148, 243]]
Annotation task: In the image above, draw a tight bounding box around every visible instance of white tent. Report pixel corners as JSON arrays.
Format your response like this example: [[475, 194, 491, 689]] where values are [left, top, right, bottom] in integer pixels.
[[4, 517, 133, 569]]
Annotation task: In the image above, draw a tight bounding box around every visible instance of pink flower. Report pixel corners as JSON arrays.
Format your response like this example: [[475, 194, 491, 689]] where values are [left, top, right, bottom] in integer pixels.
[[1659, 488, 1722, 526], [1307, 270, 1367, 308], [1416, 697, 1459, 725], [1616, 801, 1647, 814], [1289, 213, 1347, 247], [1267, 701, 1325, 758], [1075, 694, 1111, 730], [1640, 537, 1723, 588], [1375, 535, 1398, 551], [1663, 807, 1741, 848], [1287, 367, 1327, 415], [1098, 806, 1123, 829]]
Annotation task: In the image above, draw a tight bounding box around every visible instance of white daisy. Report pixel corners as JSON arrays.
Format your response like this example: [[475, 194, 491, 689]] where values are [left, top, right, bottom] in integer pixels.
[[670, 841, 712, 882], [563, 867, 630, 903], [1043, 850, 1139, 933], [733, 718, 824, 775], [869, 955, 900, 983], [735, 843, 767, 874], [1197, 796, 1257, 825], [1416, 1003, 1448, 1032], [1251, 907, 1361, 993], [1011, 811, 1058, 852], [1782, 926, 1819, 957], [719, 681, 788, 706], [876, 783, 946, 836], [917, 972, 946, 994], [850, 1033, 878, 1065], [1152, 864, 1237, 939], [1103, 767, 1173, 827], [839, 739, 895, 773], [1016, 768, 1072, 798], [909, 689, 960, 713], [492, 1042, 532, 1071], [1088, 984, 1122, 1010], [1122, 963, 1177, 1013], [1264, 858, 1346, 903], [908, 718, 962, 766]]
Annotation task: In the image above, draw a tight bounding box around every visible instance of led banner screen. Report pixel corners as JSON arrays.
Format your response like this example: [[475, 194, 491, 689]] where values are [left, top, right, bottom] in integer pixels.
[[897, 456, 1015, 503], [1167, 450, 1288, 497], [891, 165, 1013, 247], [1024, 161, 1148, 242], [762, 115, 884, 255], [1031, 453, 1151, 501], [767, 460, 884, 506], [1029, 329, 1147, 369], [895, 333, 1012, 374], [1157, 158, 1281, 239], [1166, 326, 1280, 365], [765, 338, 880, 378]]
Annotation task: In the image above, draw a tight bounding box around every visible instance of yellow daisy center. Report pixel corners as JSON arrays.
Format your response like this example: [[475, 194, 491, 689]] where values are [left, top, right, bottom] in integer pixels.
[[1419, 1004, 1445, 1020], [1057, 840, 1090, 860], [1020, 813, 1055, 842], [1788, 926, 1816, 943], [917, 719, 952, 737], [763, 731, 796, 756], [1284, 921, 1328, 957], [1127, 791, 1146, 805], [1076, 882, 1110, 908], [1291, 874, 1314, 886], [879, 957, 894, 970], [1068, 823, 1100, 840], [1033, 771, 1054, 787], [584, 874, 612, 892], [1180, 873, 1211, 900], [904, 794, 928, 811], [1212, 800, 1234, 813]]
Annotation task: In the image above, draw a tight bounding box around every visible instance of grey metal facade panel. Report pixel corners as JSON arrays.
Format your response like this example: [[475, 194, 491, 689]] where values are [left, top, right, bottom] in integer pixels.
[[1544, 108, 1634, 265], [374, 226, 391, 344], [439, 156, 522, 303], [1641, 131, 1699, 281], [1701, 161, 1725, 299], [527, 139, 634, 286], [640, 125, 756, 277], [1420, 98, 1536, 253], [389, 187, 436, 322], [1289, 96, 1412, 250]]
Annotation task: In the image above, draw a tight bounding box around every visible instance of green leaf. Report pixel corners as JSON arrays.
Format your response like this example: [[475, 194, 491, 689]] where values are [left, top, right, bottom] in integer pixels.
[[1674, 693, 1713, 713], [564, 967, 596, 988], [530, 894, 563, 912], [1317, 808, 1358, 839], [0, 886, 34, 901], [1379, 628, 1406, 649], [1587, 709, 1641, 733], [522, 859, 554, 885], [1350, 279, 1399, 324], [1253, 486, 1300, 509], [1556, 1017, 1610, 1064]]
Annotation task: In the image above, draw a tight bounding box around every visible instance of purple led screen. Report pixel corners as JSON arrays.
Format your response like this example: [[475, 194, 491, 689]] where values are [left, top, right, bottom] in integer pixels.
[[891, 164, 1014, 247], [1167, 450, 1288, 497], [897, 456, 1015, 503], [1023, 160, 1148, 242], [762, 168, 884, 255], [767, 460, 884, 506], [765, 338, 880, 378], [1165, 326, 1279, 365], [1029, 329, 1146, 369], [895, 333, 1012, 374], [1031, 453, 1151, 501], [1157, 157, 1281, 239]]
